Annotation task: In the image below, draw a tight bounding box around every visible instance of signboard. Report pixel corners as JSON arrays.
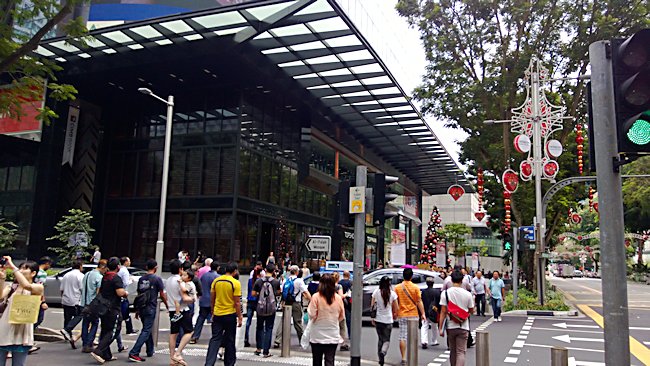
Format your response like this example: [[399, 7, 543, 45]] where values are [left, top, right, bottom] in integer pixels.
[[62, 106, 80, 166], [471, 252, 479, 270], [390, 229, 406, 266], [520, 226, 535, 241], [349, 186, 365, 214], [0, 86, 44, 140], [305, 235, 331, 253], [325, 261, 354, 272]]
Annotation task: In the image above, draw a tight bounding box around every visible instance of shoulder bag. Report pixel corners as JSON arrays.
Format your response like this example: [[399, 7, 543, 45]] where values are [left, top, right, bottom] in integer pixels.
[[401, 283, 422, 328]]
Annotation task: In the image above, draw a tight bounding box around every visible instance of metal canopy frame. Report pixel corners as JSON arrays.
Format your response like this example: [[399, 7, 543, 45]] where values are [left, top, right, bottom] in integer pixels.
[[36, 0, 470, 195]]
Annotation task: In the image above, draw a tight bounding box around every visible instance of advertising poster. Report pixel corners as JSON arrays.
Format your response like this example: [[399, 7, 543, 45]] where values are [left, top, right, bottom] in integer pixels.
[[436, 241, 446, 267], [471, 252, 479, 271], [390, 229, 406, 266]]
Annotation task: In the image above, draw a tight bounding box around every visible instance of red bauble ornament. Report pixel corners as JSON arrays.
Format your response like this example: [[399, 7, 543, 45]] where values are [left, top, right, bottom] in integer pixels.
[[475, 212, 485, 221], [448, 184, 465, 201], [503, 169, 519, 193], [593, 203, 599, 212], [543, 160, 559, 178]]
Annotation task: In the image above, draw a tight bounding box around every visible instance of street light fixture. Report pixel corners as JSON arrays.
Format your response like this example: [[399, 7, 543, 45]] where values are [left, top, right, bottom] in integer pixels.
[[138, 87, 174, 275]]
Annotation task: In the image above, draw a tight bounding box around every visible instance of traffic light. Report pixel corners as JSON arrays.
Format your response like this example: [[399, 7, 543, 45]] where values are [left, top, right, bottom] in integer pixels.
[[611, 29, 650, 154], [503, 233, 512, 251], [372, 173, 399, 226], [336, 180, 351, 226]]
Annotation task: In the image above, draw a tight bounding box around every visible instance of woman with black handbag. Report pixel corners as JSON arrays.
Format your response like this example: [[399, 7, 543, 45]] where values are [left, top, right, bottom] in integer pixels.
[[370, 276, 398, 366]]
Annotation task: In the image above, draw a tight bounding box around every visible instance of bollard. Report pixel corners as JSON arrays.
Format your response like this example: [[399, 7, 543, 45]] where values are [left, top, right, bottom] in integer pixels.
[[406, 319, 418, 366], [551, 346, 569, 366], [476, 330, 490, 366], [152, 298, 162, 346], [281, 305, 292, 357]]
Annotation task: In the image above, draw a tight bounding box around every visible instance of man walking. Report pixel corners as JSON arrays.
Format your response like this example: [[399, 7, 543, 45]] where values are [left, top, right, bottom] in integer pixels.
[[395, 268, 427, 366], [273, 265, 311, 348], [339, 271, 352, 342], [421, 277, 441, 348], [128, 259, 168, 362], [472, 271, 487, 316], [60, 259, 85, 348], [205, 262, 242, 366], [191, 260, 219, 344], [487, 271, 506, 321], [197, 258, 213, 279], [252, 263, 280, 357], [118, 257, 137, 335], [81, 259, 107, 353], [439, 270, 474, 366], [91, 257, 128, 364]]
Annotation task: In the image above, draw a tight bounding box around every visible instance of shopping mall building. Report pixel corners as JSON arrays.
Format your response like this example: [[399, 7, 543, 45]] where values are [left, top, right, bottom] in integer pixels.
[[0, 0, 470, 269]]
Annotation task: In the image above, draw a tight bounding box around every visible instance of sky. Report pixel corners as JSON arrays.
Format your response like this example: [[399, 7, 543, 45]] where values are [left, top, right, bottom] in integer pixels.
[[337, 0, 469, 167]]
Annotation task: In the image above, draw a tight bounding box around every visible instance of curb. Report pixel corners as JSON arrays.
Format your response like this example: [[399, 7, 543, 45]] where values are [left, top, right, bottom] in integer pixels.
[[504, 309, 578, 316]]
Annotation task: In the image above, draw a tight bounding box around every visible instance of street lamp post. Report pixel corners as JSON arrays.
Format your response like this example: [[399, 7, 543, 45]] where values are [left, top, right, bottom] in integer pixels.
[[138, 87, 174, 274]]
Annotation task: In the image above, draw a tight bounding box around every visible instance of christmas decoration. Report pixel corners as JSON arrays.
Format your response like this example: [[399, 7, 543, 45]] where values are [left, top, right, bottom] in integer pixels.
[[476, 168, 485, 221], [502, 169, 519, 193], [475, 212, 486, 221], [421, 206, 443, 264], [275, 216, 291, 264], [448, 184, 465, 201], [588, 186, 595, 212], [576, 124, 584, 174], [520, 160, 533, 181], [503, 190, 512, 231]]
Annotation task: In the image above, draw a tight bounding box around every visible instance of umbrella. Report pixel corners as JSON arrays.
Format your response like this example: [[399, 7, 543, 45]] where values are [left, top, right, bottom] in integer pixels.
[[400, 264, 417, 269]]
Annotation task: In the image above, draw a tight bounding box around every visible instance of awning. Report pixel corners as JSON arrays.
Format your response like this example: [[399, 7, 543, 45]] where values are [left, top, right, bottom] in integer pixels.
[[35, 0, 471, 195]]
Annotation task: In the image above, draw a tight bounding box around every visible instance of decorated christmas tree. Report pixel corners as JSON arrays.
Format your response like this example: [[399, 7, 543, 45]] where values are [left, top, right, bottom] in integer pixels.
[[421, 206, 442, 264], [276, 216, 291, 265]]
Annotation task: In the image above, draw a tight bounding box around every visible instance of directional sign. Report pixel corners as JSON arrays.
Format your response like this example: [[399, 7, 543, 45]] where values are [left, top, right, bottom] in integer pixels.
[[349, 186, 365, 214], [520, 226, 535, 241], [305, 235, 331, 253], [553, 334, 604, 344]]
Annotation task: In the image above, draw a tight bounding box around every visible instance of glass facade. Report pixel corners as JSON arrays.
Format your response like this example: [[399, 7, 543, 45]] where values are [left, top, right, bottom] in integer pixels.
[[0, 164, 35, 254]]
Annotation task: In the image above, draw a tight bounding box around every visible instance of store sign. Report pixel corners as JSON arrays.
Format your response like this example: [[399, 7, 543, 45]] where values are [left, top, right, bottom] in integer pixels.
[[0, 87, 44, 140], [402, 195, 418, 217], [305, 235, 331, 252], [349, 186, 365, 214]]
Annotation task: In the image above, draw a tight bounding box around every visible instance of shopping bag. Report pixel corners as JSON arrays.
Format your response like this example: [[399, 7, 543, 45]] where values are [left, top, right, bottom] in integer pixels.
[[9, 295, 41, 324], [300, 321, 312, 350]]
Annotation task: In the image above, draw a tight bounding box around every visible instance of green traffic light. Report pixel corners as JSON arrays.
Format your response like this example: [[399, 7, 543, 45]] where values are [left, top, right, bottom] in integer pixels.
[[505, 242, 512, 250], [627, 118, 650, 145]]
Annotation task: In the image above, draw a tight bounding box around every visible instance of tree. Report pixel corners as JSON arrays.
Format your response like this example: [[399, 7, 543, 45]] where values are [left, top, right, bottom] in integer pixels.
[[440, 223, 472, 266], [421, 206, 443, 264], [47, 208, 94, 266], [0, 218, 17, 251], [622, 156, 650, 233], [1, 0, 88, 124]]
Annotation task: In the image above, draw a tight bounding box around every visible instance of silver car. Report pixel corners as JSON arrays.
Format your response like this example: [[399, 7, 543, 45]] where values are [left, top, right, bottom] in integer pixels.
[[44, 264, 147, 305]]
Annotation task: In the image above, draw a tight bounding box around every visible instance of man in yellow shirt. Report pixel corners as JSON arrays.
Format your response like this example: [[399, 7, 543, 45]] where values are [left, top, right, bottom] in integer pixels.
[[395, 268, 427, 366], [205, 262, 242, 366]]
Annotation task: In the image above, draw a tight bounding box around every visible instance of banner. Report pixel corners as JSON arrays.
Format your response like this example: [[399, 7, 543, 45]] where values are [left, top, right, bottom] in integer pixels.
[[390, 229, 406, 266], [471, 252, 479, 271], [62, 106, 80, 166], [436, 241, 446, 267]]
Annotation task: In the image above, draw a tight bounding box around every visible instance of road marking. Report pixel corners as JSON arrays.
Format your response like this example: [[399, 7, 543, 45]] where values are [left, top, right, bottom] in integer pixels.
[[630, 327, 650, 331], [553, 334, 604, 344], [524, 343, 604, 353], [503, 316, 534, 364], [554, 322, 599, 329], [568, 357, 606, 366], [578, 304, 650, 365], [509, 349, 521, 355], [504, 357, 517, 363], [532, 327, 602, 334]]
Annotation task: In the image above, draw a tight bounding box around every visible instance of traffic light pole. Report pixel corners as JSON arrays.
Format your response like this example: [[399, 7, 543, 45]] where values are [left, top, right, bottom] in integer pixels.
[[350, 165, 366, 366], [531, 68, 546, 306], [512, 225, 518, 306], [589, 40, 630, 366]]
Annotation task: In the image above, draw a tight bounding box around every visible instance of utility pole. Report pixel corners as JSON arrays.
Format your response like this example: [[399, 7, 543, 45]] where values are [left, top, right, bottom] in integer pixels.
[[589, 40, 630, 365], [512, 225, 518, 306], [350, 165, 366, 366]]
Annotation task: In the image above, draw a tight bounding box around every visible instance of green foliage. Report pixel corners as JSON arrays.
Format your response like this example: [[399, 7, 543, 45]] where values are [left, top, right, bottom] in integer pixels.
[[621, 156, 650, 233], [0, 0, 88, 125], [47, 209, 94, 266], [440, 223, 472, 263], [503, 287, 570, 312], [0, 218, 18, 251]]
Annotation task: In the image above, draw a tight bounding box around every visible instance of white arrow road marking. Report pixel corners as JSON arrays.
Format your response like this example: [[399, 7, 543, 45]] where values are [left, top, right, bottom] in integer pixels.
[[554, 322, 599, 329], [568, 357, 606, 366], [629, 327, 650, 331], [553, 334, 604, 344]]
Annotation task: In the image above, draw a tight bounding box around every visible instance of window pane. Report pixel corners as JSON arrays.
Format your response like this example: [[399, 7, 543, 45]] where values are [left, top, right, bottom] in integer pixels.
[[6, 167, 20, 191], [219, 147, 235, 194], [181, 212, 197, 255], [131, 213, 149, 262], [215, 213, 232, 262], [19, 166, 34, 191], [137, 152, 153, 196], [108, 155, 123, 197], [164, 213, 182, 261], [0, 167, 6, 191], [186, 149, 202, 195], [203, 148, 220, 195], [198, 212, 215, 257], [249, 153, 260, 200], [289, 168, 298, 210], [122, 153, 137, 197], [270, 161, 280, 205], [281, 165, 290, 207], [297, 185, 306, 212], [116, 214, 132, 256], [152, 151, 163, 196], [260, 156, 271, 202], [238, 150, 250, 197], [102, 213, 119, 255], [305, 189, 313, 214], [170, 150, 187, 196]]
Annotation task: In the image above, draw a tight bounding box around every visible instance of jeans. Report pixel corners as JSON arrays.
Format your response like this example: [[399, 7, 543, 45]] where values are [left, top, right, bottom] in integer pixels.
[[490, 297, 502, 319], [34, 306, 45, 329], [130, 309, 155, 357], [245, 301, 257, 343], [344, 307, 351, 338], [205, 313, 237, 366], [95, 309, 121, 360], [475, 294, 486, 316], [82, 316, 100, 348], [255, 314, 275, 354], [193, 306, 212, 341], [447, 328, 469, 366], [274, 302, 304, 344], [121, 299, 134, 333], [420, 318, 438, 345], [310, 343, 337, 366], [0, 349, 28, 366], [63, 305, 84, 333], [375, 322, 392, 359]]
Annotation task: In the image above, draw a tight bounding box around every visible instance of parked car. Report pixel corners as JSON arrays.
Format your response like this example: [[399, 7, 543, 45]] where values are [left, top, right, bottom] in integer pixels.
[[303, 268, 443, 316], [573, 269, 583, 278], [44, 264, 147, 305]]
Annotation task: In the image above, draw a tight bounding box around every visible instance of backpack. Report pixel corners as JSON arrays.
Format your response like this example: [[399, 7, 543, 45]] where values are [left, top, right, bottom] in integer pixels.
[[133, 275, 155, 312], [256, 278, 277, 316], [282, 278, 296, 305]]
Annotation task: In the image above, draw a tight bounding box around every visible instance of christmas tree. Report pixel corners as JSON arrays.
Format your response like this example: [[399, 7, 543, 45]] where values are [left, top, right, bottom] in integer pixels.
[[421, 206, 442, 264], [276, 216, 291, 265]]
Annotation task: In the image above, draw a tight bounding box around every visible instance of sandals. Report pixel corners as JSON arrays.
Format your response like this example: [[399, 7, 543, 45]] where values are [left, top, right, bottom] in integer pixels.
[[171, 354, 187, 366]]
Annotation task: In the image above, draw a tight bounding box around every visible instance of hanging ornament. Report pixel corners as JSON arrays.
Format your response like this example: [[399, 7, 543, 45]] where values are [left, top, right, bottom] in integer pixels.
[[502, 169, 519, 193], [571, 213, 582, 224], [576, 124, 584, 175], [503, 190, 512, 231], [514, 134, 532, 153], [588, 186, 594, 211], [546, 139, 563, 159], [520, 159, 533, 181], [543, 160, 559, 179], [593, 202, 599, 213], [475, 212, 486, 221], [448, 184, 465, 201], [476, 168, 485, 221]]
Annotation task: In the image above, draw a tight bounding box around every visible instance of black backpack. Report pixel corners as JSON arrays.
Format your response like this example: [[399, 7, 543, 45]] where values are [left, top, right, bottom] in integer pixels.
[[133, 275, 155, 311]]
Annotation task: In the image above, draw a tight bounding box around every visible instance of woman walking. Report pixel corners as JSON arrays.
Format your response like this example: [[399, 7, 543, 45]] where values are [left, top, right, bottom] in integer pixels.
[[0, 256, 44, 366], [371, 276, 398, 366], [307, 273, 344, 366]]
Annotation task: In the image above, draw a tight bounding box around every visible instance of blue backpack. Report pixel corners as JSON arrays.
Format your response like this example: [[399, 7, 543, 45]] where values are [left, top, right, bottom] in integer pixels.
[[282, 278, 296, 305]]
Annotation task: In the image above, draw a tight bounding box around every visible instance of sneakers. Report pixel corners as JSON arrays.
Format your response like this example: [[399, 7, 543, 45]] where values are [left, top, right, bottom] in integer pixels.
[[118, 346, 129, 353], [91, 352, 106, 364], [421, 343, 428, 349], [60, 329, 72, 342], [28, 346, 40, 354], [128, 355, 145, 363], [263, 354, 273, 358], [189, 338, 197, 344]]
